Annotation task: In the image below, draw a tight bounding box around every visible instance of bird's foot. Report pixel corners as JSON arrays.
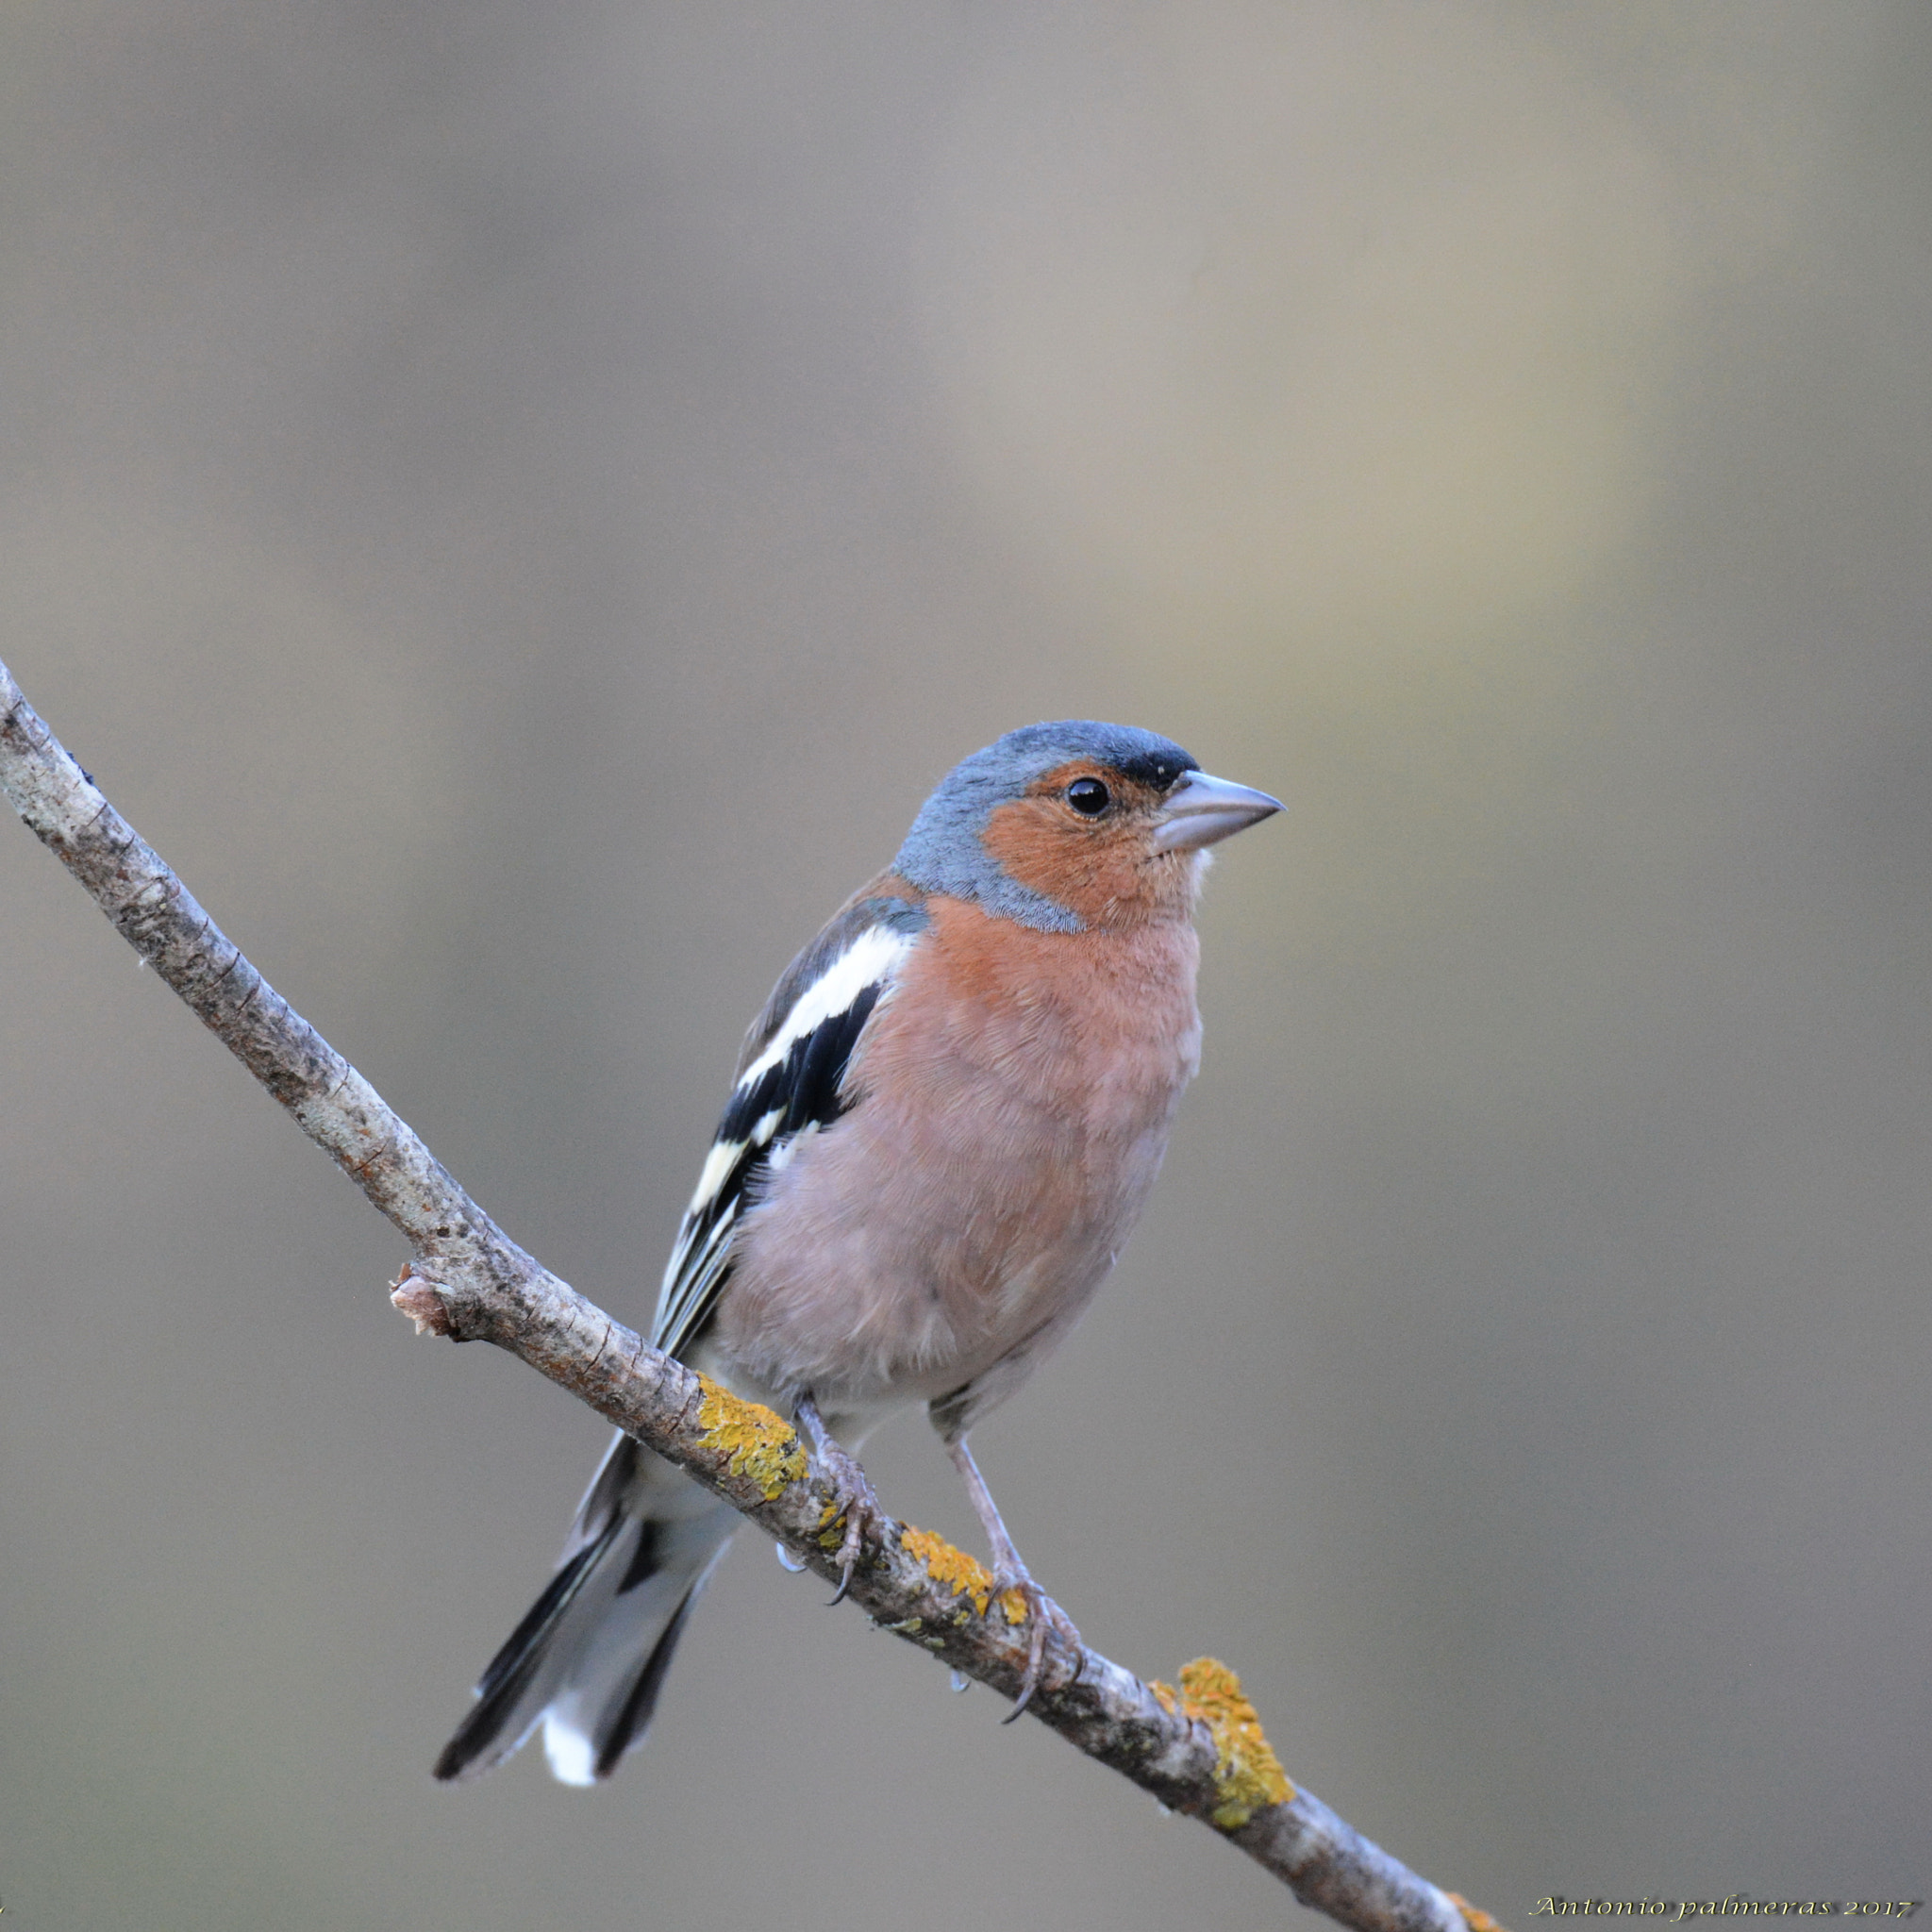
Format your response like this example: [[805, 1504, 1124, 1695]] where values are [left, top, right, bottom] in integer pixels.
[[794, 1395, 884, 1606], [987, 1557, 1082, 1722], [941, 1432, 1083, 1721], [819, 1454, 886, 1607]]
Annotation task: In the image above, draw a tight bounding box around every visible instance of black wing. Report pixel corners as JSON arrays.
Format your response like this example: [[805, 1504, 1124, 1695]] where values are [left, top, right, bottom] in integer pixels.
[[649, 891, 927, 1360]]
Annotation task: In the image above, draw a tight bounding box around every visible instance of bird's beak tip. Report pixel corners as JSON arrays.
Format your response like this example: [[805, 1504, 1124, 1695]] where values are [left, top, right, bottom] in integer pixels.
[[1152, 770, 1283, 853]]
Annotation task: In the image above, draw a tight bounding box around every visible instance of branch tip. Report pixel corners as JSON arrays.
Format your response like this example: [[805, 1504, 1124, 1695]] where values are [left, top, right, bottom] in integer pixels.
[[1452, 1895, 1512, 1932]]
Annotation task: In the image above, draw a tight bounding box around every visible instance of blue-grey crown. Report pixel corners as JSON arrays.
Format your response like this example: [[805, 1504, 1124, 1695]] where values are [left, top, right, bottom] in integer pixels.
[[892, 721, 1197, 932]]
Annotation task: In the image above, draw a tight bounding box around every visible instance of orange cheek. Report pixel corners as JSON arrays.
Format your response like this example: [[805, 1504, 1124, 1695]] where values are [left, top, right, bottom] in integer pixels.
[[980, 798, 1171, 927]]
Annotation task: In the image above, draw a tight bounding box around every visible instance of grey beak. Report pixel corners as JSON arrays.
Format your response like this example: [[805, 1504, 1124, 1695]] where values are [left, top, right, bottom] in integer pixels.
[[1152, 769, 1284, 853]]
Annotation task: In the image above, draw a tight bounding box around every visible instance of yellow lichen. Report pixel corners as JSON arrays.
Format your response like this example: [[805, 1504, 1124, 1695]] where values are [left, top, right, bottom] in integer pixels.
[[816, 1500, 848, 1551], [1171, 1657, 1294, 1829], [901, 1525, 991, 1614], [694, 1375, 807, 1500], [898, 1525, 1028, 1625]]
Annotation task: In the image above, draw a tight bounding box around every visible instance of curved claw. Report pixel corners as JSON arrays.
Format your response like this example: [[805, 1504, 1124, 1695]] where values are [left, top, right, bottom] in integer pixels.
[[991, 1571, 1082, 1723], [794, 1394, 884, 1607], [822, 1476, 884, 1605], [1002, 1615, 1052, 1724]]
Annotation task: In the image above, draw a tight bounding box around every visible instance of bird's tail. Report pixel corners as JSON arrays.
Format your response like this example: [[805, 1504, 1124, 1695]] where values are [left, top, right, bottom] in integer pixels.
[[433, 1432, 739, 1786]]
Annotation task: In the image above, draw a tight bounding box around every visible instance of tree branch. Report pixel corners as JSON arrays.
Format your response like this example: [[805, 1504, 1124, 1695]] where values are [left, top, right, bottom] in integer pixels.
[[0, 655, 1501, 1932]]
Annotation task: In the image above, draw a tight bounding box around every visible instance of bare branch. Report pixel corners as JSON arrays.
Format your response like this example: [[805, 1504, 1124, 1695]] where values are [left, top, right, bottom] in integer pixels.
[[0, 655, 1502, 1932]]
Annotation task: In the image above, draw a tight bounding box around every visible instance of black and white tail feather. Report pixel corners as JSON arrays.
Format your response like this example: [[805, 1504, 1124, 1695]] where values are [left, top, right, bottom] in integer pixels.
[[433, 890, 927, 1785]]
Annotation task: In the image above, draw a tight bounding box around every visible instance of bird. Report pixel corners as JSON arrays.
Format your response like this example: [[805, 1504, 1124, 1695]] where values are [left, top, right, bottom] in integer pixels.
[[433, 720, 1281, 1786]]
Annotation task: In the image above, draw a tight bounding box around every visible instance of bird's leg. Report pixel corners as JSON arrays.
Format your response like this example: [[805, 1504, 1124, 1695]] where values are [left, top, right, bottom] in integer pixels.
[[945, 1434, 1082, 1720], [793, 1393, 884, 1606]]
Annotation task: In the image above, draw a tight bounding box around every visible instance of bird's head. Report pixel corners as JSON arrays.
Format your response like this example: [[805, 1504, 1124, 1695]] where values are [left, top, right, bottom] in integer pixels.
[[892, 721, 1281, 933]]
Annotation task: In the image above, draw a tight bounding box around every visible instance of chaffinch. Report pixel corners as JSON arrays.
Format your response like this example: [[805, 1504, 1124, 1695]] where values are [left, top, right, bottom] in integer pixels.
[[434, 721, 1281, 1785]]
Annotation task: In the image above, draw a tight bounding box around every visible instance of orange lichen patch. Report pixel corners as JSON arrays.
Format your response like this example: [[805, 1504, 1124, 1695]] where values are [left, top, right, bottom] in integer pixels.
[[1451, 1895, 1512, 1932], [1173, 1657, 1295, 1830], [694, 1375, 807, 1500], [900, 1525, 993, 1615], [816, 1500, 847, 1551], [1148, 1678, 1179, 1716], [899, 1526, 1025, 1625]]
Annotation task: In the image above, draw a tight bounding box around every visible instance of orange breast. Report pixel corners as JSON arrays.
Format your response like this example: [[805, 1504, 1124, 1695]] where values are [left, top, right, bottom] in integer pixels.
[[711, 894, 1202, 1413]]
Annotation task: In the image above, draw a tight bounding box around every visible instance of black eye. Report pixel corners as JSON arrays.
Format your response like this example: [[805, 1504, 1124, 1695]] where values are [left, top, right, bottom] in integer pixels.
[[1066, 776, 1110, 816]]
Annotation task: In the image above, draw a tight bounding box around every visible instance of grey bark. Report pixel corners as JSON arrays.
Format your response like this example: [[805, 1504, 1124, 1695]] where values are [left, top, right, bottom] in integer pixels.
[[0, 654, 1502, 1932]]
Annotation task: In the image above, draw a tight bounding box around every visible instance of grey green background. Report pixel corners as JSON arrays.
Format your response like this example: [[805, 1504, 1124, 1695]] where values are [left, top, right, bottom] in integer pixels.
[[4, 4, 1929, 1926]]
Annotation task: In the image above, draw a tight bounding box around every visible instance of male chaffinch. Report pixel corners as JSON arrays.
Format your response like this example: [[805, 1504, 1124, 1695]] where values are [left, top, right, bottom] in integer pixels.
[[434, 721, 1280, 1785]]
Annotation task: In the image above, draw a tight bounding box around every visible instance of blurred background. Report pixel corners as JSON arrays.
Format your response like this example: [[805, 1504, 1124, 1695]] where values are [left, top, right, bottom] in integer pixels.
[[3, 3, 1928, 1925]]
